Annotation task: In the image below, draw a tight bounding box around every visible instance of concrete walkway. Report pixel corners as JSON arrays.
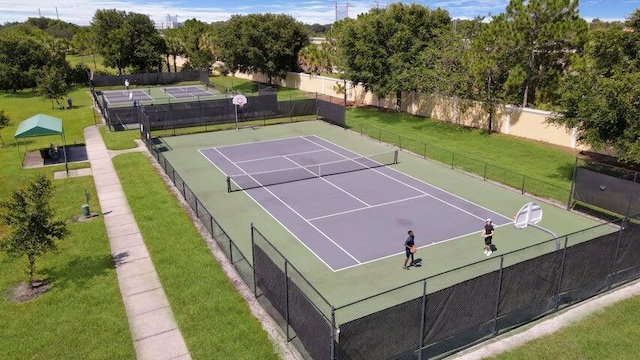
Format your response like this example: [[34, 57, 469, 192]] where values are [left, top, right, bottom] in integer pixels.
[[84, 126, 191, 360]]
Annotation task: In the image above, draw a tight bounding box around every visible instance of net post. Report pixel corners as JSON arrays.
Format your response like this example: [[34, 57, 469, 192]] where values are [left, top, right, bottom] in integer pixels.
[[227, 176, 232, 193], [285, 261, 290, 341], [330, 306, 336, 360], [492, 255, 505, 335], [567, 157, 578, 209], [555, 236, 569, 311], [250, 223, 257, 296], [394, 150, 399, 165], [418, 279, 427, 360]]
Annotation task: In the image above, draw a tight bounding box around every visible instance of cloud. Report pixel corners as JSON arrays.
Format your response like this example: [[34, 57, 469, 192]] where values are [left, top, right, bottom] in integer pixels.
[[0, 0, 632, 26]]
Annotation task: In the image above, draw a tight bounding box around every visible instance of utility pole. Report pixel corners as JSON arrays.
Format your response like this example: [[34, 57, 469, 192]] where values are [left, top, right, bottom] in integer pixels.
[[55, 7, 59, 20]]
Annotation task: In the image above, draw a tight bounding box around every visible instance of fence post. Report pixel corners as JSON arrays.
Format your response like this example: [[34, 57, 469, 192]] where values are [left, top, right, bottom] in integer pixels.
[[251, 223, 257, 296], [330, 306, 336, 360], [492, 256, 505, 335], [229, 236, 234, 265], [418, 279, 427, 360], [483, 164, 487, 181], [451, 153, 455, 169], [195, 199, 199, 217], [379, 128, 382, 142], [555, 236, 569, 311], [209, 216, 214, 237], [285, 261, 290, 341], [567, 157, 578, 210], [424, 143, 427, 159], [521, 176, 526, 194], [608, 219, 627, 291]]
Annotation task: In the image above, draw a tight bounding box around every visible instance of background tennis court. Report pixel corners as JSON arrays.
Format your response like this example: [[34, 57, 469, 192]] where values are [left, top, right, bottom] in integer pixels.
[[99, 84, 223, 106], [159, 121, 610, 306]]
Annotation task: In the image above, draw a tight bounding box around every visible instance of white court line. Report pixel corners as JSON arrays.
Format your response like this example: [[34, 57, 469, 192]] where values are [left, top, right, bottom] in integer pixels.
[[282, 155, 371, 207], [301, 136, 490, 221], [211, 135, 319, 150], [303, 135, 511, 222], [308, 194, 428, 221], [334, 223, 513, 272], [234, 149, 329, 164], [198, 148, 360, 270]]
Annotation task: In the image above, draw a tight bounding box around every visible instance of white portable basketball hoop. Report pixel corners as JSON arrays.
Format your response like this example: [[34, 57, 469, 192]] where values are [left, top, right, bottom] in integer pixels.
[[232, 94, 247, 107], [232, 94, 248, 129], [514, 202, 560, 249]]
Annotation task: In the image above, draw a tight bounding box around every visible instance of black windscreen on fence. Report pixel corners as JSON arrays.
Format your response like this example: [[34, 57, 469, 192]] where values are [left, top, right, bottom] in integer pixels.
[[573, 168, 640, 216], [496, 251, 563, 331], [317, 99, 346, 127], [423, 271, 500, 355], [558, 231, 620, 307], [253, 245, 288, 318], [288, 280, 333, 360], [338, 296, 423, 360], [613, 218, 640, 284]]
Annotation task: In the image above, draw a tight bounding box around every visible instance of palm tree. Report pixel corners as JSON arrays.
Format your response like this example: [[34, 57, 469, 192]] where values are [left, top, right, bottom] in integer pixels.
[[297, 44, 332, 75], [164, 28, 185, 72]]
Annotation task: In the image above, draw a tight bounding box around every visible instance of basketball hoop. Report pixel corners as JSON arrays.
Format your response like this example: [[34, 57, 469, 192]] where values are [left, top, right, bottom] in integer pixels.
[[232, 94, 248, 129], [232, 94, 248, 107]]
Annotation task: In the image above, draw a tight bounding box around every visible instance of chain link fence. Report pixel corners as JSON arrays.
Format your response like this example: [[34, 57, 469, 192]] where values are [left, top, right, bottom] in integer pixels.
[[138, 112, 640, 359], [356, 123, 571, 203]]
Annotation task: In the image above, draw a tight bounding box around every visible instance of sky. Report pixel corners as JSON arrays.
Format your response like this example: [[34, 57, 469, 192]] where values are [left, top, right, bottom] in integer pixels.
[[1, 0, 638, 27]]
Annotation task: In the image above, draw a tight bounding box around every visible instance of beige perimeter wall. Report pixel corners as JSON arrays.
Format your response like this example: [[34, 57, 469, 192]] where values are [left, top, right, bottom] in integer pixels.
[[234, 71, 584, 151]]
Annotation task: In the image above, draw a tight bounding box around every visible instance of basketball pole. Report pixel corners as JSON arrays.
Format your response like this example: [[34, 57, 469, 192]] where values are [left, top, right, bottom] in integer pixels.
[[234, 103, 239, 130]]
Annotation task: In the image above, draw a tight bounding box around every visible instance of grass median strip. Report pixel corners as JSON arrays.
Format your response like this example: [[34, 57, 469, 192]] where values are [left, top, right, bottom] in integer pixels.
[[112, 152, 279, 360]]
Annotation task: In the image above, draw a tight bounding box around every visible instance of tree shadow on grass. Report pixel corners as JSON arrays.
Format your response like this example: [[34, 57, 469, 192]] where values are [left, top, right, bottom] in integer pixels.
[[41, 255, 114, 291]]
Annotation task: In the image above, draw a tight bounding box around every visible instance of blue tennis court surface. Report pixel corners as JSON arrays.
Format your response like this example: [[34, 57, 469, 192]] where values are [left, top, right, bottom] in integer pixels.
[[200, 136, 512, 271], [102, 89, 153, 103]]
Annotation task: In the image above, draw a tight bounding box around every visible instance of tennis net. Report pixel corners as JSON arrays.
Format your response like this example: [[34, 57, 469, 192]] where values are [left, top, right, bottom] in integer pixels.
[[227, 150, 399, 192]]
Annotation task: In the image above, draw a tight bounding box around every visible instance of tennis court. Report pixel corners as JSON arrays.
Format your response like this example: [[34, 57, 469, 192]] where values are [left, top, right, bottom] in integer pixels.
[[163, 85, 215, 98], [202, 136, 515, 271], [101, 89, 153, 104], [160, 121, 608, 301], [100, 85, 218, 105]]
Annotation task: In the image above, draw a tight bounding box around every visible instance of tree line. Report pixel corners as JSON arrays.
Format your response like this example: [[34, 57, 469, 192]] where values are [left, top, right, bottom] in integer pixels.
[[1, 1, 639, 162]]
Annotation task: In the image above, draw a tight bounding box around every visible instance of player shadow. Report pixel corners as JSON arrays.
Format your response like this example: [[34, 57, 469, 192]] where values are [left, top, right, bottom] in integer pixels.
[[490, 245, 498, 252], [410, 258, 423, 268]]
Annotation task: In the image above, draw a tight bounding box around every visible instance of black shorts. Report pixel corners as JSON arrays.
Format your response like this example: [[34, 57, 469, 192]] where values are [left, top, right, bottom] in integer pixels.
[[405, 248, 413, 257], [484, 236, 493, 246]]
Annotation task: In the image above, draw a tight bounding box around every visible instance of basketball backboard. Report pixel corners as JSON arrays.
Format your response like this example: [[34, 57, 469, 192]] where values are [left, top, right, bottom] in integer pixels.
[[514, 202, 543, 229]]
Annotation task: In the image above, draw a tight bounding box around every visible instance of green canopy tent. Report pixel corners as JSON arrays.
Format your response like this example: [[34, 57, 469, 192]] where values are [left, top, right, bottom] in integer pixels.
[[14, 114, 68, 173]]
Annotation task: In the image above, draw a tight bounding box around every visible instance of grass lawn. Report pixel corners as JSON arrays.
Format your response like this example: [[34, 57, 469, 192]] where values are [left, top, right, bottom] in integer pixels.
[[112, 153, 279, 359], [491, 295, 640, 360], [0, 89, 134, 358], [99, 127, 139, 150], [210, 75, 314, 101], [346, 107, 576, 202]]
